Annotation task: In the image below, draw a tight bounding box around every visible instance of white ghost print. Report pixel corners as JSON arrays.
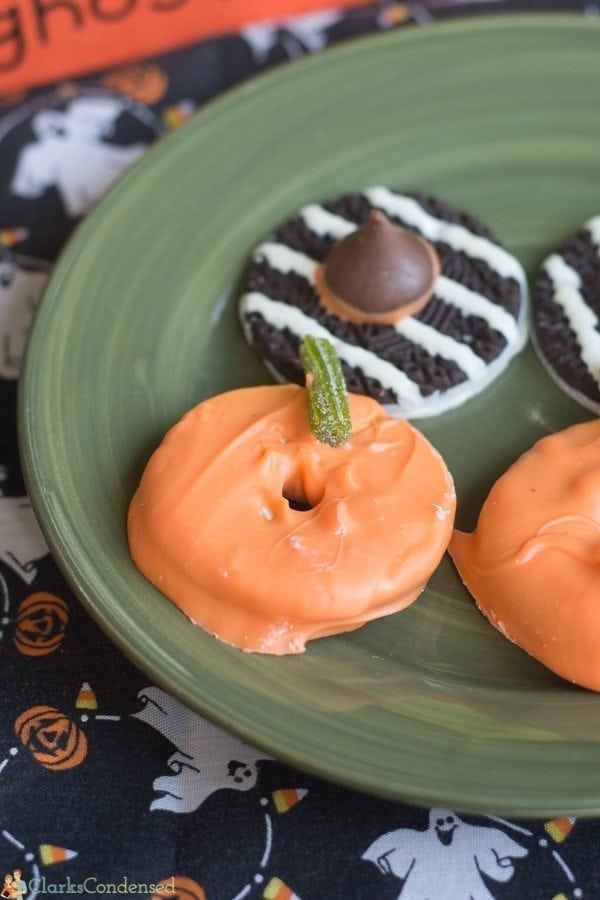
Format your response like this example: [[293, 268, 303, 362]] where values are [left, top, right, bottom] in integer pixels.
[[133, 685, 272, 813], [0, 256, 49, 379], [362, 807, 528, 900], [241, 10, 341, 62], [0, 465, 48, 583], [10, 95, 148, 217]]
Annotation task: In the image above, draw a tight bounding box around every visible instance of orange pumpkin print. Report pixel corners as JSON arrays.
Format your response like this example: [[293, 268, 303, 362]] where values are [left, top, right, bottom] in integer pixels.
[[14, 705, 87, 770], [151, 877, 205, 900], [14, 592, 68, 656], [101, 64, 168, 105]]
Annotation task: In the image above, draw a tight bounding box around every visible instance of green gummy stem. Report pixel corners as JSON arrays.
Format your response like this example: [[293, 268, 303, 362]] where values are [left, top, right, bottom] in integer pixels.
[[299, 336, 352, 447]]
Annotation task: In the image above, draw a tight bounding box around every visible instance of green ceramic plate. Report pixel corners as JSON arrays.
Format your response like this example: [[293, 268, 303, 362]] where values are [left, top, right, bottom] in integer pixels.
[[19, 15, 600, 817]]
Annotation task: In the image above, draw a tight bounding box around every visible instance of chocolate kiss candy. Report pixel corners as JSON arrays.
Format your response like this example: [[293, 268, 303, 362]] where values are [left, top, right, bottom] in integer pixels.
[[321, 210, 440, 324]]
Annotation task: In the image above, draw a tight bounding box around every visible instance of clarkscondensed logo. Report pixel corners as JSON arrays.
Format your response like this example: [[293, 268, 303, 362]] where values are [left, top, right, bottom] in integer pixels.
[[1, 868, 27, 900], [2, 873, 176, 896]]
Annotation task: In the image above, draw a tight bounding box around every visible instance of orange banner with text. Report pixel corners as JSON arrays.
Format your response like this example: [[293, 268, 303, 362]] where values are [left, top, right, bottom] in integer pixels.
[[0, 0, 368, 95]]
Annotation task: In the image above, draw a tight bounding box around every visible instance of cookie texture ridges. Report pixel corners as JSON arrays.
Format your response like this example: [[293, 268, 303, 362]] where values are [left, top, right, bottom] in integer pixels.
[[532, 215, 600, 414], [239, 187, 528, 419]]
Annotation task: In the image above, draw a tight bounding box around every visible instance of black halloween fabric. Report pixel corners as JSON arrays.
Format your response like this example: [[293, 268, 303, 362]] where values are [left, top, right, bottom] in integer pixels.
[[1, 3, 599, 898]]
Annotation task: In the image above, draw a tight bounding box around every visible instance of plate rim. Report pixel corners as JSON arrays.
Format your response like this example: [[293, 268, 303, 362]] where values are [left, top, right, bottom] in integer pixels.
[[18, 11, 600, 818]]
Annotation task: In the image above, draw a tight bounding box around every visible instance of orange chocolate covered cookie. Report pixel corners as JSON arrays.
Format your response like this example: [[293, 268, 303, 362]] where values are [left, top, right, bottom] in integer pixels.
[[449, 419, 600, 691], [128, 383, 456, 654]]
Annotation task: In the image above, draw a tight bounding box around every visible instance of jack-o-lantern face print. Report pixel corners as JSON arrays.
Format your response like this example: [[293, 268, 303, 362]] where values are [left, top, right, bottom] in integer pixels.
[[14, 591, 68, 655], [101, 64, 168, 105], [14, 705, 87, 770]]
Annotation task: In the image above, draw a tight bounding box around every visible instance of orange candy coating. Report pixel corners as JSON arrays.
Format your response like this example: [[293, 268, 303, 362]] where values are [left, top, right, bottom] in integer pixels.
[[450, 419, 600, 691], [128, 384, 456, 654]]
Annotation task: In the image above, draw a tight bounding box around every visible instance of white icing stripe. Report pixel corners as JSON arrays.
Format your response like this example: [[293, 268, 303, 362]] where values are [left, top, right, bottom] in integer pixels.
[[256, 242, 317, 282], [394, 316, 486, 378], [241, 291, 424, 404], [586, 215, 600, 251], [435, 275, 521, 343], [545, 253, 600, 383], [300, 203, 522, 341], [300, 204, 355, 239], [257, 241, 519, 348], [364, 186, 525, 284]]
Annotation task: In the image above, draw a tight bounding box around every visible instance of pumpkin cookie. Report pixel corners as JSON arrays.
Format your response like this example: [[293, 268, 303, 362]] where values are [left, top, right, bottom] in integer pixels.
[[239, 187, 528, 418], [128, 339, 456, 654]]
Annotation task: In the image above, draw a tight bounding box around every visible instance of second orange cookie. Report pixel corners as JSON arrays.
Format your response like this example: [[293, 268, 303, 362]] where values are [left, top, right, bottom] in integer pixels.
[[450, 418, 600, 691]]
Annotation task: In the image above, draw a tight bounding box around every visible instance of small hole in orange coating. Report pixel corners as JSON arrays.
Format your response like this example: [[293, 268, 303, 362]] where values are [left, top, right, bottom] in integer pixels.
[[283, 491, 313, 512]]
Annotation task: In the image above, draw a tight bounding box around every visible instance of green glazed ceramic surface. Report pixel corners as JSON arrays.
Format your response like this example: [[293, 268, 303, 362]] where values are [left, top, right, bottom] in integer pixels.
[[19, 15, 600, 816]]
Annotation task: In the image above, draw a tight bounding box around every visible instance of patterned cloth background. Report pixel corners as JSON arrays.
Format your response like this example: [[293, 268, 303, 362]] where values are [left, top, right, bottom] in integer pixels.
[[1, 2, 600, 898]]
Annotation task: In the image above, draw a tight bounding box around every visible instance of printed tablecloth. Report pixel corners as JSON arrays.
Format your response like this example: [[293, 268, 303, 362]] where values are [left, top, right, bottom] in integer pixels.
[[1, 2, 600, 898]]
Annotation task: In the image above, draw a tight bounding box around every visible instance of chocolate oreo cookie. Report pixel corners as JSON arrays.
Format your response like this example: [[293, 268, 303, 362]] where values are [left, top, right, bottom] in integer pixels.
[[239, 187, 528, 418], [532, 216, 600, 414]]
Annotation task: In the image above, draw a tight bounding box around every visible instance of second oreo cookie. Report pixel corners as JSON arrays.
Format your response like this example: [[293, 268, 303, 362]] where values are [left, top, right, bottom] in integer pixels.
[[532, 215, 600, 415]]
